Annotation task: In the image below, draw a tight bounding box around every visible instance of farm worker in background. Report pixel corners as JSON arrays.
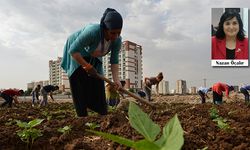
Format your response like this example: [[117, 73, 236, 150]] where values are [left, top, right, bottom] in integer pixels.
[[106, 81, 126, 107], [197, 87, 212, 103], [240, 84, 250, 103], [144, 72, 163, 101], [31, 84, 41, 107], [39, 85, 59, 107], [212, 82, 234, 104], [61, 8, 123, 117], [0, 89, 24, 107]]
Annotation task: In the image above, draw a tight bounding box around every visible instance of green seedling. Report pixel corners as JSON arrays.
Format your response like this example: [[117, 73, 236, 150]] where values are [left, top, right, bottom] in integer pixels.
[[5, 118, 17, 126], [212, 117, 230, 131], [42, 111, 52, 121], [108, 106, 117, 112], [88, 111, 98, 116], [85, 122, 100, 130], [209, 106, 230, 131], [87, 102, 184, 150], [209, 106, 219, 119], [16, 119, 44, 149], [57, 125, 72, 135]]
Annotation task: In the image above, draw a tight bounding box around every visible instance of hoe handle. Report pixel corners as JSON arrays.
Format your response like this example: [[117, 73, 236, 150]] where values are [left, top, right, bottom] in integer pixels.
[[96, 74, 155, 108]]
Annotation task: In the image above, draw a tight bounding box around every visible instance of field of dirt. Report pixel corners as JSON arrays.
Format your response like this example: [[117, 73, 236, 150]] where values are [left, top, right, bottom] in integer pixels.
[[0, 94, 250, 150]]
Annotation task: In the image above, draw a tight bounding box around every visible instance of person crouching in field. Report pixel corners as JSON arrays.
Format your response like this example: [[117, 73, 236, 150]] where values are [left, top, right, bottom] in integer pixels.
[[197, 87, 212, 103], [31, 84, 41, 107], [0, 89, 24, 107], [240, 84, 250, 103], [144, 72, 163, 101], [212, 82, 234, 104], [39, 85, 59, 107], [106, 81, 126, 108]]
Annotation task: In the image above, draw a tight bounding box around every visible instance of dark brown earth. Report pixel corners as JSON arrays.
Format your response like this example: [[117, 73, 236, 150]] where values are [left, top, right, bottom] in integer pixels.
[[0, 94, 250, 150]]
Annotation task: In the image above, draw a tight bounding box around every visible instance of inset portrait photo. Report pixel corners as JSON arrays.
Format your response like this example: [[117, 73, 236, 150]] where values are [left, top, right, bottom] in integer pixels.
[[211, 8, 248, 67]]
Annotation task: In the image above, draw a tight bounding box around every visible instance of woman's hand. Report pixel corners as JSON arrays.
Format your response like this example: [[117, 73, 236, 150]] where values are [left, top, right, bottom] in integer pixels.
[[113, 80, 122, 90], [83, 64, 98, 77]]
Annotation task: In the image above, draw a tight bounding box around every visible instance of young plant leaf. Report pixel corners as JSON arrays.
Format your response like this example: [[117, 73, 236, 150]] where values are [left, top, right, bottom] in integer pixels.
[[16, 120, 30, 128], [85, 122, 100, 130], [86, 129, 135, 148], [134, 139, 161, 150], [57, 125, 72, 134], [155, 114, 184, 150], [87, 102, 184, 150], [128, 102, 160, 142], [28, 119, 44, 127]]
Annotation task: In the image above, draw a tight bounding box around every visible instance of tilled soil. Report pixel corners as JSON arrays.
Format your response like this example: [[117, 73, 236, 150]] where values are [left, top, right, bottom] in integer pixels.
[[0, 95, 250, 150]]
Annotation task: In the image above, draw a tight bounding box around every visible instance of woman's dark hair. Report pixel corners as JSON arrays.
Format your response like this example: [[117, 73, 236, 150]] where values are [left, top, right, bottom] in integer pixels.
[[157, 72, 163, 81], [228, 85, 234, 91], [100, 8, 123, 51], [55, 86, 59, 90], [120, 80, 126, 87], [216, 10, 245, 41], [18, 90, 24, 95]]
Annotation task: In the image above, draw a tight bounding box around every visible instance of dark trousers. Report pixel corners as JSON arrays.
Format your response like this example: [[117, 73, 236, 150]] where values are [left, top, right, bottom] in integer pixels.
[[144, 85, 152, 101], [198, 90, 206, 103], [69, 66, 107, 117], [32, 92, 39, 104], [0, 93, 13, 107], [213, 91, 222, 104], [240, 88, 249, 102]]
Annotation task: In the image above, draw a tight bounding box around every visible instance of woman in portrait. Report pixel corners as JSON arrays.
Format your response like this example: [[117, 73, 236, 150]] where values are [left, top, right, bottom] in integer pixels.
[[212, 10, 248, 59]]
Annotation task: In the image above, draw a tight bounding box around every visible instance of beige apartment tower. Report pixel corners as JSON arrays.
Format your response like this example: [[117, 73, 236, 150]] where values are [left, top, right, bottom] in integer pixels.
[[103, 41, 143, 90], [176, 80, 187, 94], [49, 57, 70, 92], [190, 87, 197, 94], [27, 80, 49, 90], [151, 80, 170, 95]]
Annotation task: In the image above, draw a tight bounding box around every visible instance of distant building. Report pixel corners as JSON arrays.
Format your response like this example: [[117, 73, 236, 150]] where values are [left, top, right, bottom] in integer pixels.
[[176, 80, 187, 94], [49, 57, 70, 92], [27, 80, 49, 90], [190, 87, 197, 94], [170, 89, 176, 94], [103, 40, 143, 90], [158, 80, 169, 95], [151, 80, 169, 94], [27, 82, 35, 90]]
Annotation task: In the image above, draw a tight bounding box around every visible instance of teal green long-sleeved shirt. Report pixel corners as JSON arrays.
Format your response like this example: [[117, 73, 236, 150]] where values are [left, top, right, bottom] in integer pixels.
[[61, 24, 122, 77]]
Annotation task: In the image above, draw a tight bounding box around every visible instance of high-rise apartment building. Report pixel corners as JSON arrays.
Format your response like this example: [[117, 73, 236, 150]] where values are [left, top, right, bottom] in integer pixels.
[[176, 80, 187, 94], [150, 80, 170, 95], [158, 80, 169, 95], [190, 87, 197, 94], [27, 80, 49, 90], [103, 41, 143, 90], [49, 57, 70, 92]]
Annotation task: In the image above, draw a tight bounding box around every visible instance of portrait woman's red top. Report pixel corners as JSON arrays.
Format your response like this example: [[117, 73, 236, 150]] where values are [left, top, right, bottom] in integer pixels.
[[212, 36, 248, 59]]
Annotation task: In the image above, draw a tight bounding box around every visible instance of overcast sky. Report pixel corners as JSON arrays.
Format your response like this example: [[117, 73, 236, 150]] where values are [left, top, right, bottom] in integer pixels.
[[0, 0, 250, 90]]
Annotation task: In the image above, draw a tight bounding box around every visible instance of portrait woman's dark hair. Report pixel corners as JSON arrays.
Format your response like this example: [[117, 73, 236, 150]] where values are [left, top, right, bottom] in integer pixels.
[[215, 11, 245, 41]]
